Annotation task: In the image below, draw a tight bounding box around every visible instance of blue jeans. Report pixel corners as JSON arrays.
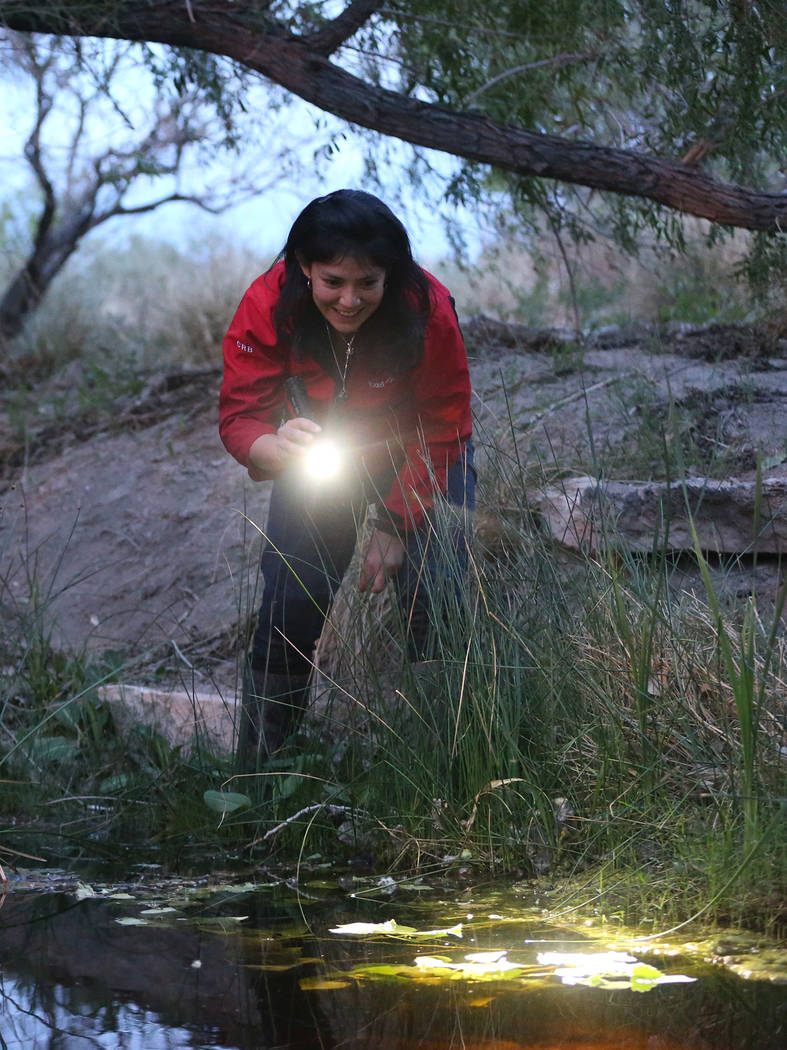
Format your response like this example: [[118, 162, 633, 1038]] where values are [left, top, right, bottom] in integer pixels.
[[250, 444, 475, 676]]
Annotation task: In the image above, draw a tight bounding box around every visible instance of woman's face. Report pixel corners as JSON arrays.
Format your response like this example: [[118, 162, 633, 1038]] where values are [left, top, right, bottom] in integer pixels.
[[300, 256, 386, 336]]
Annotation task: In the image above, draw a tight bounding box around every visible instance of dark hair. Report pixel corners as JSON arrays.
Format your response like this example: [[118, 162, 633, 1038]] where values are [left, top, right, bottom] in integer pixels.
[[273, 189, 431, 374]]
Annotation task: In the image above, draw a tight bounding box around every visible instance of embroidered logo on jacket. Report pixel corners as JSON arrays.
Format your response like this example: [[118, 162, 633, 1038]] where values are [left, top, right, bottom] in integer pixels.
[[236, 340, 255, 353], [368, 377, 395, 388]]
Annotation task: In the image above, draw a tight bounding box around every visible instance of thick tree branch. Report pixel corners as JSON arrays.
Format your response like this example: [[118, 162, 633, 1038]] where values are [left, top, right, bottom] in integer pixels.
[[302, 0, 385, 57], [1, 1, 785, 232]]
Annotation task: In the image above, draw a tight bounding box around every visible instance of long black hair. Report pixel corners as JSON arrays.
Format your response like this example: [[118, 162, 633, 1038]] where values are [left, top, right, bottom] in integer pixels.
[[273, 189, 431, 374]]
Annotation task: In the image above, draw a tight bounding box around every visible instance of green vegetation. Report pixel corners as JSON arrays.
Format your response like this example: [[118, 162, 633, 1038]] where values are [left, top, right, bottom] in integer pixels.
[[1, 235, 785, 938]]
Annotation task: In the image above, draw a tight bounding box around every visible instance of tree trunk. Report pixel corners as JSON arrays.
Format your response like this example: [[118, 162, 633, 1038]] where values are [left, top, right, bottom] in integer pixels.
[[0, 210, 93, 349], [1, 1, 785, 233], [0, 266, 45, 347]]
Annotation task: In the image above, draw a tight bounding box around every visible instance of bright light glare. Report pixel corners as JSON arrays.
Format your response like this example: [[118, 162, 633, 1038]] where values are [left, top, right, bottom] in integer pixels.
[[303, 438, 343, 480]]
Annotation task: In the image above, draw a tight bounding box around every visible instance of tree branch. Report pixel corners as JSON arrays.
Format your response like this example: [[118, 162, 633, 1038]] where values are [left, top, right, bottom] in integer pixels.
[[1, 2, 785, 232], [301, 0, 385, 57], [22, 46, 57, 252], [463, 52, 596, 108], [109, 191, 230, 217]]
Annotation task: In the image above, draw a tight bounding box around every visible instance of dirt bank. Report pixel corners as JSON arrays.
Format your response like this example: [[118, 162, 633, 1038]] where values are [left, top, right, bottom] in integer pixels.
[[2, 320, 785, 697]]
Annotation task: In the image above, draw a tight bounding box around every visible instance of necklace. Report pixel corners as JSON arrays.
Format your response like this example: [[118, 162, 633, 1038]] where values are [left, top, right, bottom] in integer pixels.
[[326, 323, 356, 403]]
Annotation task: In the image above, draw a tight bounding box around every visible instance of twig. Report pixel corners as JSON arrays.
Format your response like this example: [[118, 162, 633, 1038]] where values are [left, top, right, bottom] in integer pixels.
[[463, 52, 594, 107], [517, 376, 623, 432], [171, 638, 194, 669], [251, 803, 354, 845]]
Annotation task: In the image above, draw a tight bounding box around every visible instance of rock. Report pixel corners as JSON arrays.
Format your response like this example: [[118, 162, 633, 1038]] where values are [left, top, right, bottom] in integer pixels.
[[100, 682, 237, 755], [534, 475, 787, 553]]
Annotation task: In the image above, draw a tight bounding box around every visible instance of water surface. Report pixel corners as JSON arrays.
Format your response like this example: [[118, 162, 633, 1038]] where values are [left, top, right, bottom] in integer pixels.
[[1, 875, 784, 1049]]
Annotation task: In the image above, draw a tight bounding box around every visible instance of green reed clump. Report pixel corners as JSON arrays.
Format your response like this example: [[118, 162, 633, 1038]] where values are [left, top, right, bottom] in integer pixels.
[[254, 432, 786, 925]]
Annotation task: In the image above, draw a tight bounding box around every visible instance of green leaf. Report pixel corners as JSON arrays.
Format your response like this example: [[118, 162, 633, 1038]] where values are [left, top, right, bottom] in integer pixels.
[[203, 789, 251, 814], [28, 735, 79, 763]]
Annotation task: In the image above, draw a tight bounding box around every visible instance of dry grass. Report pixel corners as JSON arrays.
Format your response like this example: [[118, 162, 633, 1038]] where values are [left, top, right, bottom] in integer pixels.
[[435, 219, 770, 328]]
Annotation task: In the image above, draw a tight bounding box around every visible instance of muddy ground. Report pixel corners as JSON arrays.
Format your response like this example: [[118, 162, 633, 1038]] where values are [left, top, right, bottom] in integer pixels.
[[1, 319, 786, 699]]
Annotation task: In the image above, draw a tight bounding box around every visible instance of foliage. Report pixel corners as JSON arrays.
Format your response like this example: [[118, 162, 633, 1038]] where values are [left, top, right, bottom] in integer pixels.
[[374, 0, 786, 266], [0, 1, 784, 285]]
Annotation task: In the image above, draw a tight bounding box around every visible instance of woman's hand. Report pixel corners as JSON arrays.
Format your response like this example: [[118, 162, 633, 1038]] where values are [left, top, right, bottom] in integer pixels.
[[248, 417, 321, 474], [359, 528, 406, 594], [275, 417, 322, 461]]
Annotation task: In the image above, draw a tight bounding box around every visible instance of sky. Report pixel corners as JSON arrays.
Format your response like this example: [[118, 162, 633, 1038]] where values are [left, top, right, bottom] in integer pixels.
[[0, 40, 483, 269]]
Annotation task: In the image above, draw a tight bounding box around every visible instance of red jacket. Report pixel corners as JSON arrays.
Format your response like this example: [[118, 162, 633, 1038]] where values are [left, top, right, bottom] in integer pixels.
[[219, 261, 472, 530]]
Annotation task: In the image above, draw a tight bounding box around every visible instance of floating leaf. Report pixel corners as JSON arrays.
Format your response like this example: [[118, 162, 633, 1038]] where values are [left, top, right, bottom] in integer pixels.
[[537, 950, 696, 993], [329, 919, 416, 936], [349, 964, 415, 980], [299, 976, 354, 991], [414, 952, 523, 979], [248, 952, 323, 973], [414, 955, 454, 969], [537, 951, 637, 972], [329, 919, 462, 938], [404, 924, 463, 939], [203, 789, 251, 814], [631, 970, 697, 993]]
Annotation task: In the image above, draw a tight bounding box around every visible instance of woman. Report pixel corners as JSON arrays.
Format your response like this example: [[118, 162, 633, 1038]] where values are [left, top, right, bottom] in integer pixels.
[[220, 189, 473, 771]]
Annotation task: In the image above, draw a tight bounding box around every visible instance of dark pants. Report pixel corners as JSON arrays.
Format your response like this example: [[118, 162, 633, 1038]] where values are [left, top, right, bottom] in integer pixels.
[[250, 445, 475, 677]]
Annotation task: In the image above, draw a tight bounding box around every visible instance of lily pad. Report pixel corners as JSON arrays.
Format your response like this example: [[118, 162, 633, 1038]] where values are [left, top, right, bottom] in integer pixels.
[[538, 950, 696, 992], [329, 919, 416, 936], [329, 919, 462, 938]]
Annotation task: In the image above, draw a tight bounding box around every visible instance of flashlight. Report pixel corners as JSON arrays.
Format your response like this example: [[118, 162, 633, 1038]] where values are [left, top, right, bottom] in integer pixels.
[[284, 376, 344, 481]]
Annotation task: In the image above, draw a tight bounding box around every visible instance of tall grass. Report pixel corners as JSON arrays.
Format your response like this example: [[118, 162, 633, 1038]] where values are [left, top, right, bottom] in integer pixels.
[[218, 419, 786, 930]]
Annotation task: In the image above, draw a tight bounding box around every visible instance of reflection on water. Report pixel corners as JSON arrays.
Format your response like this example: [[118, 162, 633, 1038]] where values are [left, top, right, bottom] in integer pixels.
[[0, 882, 784, 1050], [1, 975, 233, 1050]]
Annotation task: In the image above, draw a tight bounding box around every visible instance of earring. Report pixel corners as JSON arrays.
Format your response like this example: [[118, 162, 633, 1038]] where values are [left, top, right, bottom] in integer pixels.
[[306, 278, 312, 289]]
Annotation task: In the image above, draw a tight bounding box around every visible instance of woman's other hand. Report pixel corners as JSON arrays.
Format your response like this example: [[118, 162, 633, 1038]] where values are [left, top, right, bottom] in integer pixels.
[[359, 528, 406, 594]]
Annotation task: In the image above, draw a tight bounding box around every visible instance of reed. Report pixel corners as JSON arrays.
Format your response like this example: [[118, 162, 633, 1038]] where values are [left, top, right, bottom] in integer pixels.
[[253, 423, 786, 929]]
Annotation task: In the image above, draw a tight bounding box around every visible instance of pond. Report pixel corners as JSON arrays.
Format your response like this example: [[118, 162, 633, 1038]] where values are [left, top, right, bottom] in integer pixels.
[[1, 869, 785, 1049]]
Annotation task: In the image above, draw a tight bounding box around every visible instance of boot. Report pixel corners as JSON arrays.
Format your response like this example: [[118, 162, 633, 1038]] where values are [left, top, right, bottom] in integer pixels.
[[237, 667, 311, 773]]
